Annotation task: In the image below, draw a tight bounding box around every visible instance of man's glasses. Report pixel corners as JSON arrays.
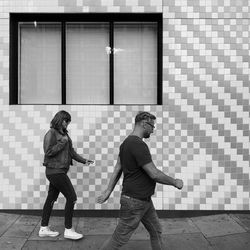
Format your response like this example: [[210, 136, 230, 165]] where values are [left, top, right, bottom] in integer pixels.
[[145, 122, 155, 129]]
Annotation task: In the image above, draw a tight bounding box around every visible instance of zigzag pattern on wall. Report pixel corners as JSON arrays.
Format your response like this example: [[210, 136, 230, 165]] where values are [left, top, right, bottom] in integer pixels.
[[0, 0, 249, 210]]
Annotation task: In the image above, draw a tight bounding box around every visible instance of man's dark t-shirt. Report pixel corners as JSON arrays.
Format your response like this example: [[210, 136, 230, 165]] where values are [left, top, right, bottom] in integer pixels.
[[119, 135, 156, 199]]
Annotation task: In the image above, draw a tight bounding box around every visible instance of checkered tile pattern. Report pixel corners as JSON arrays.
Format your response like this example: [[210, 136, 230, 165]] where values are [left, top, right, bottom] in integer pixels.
[[163, 17, 250, 210], [163, 0, 250, 18], [0, 0, 162, 15], [0, 0, 250, 210]]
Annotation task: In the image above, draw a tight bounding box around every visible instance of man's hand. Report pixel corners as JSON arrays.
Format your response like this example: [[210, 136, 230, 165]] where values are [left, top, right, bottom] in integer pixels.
[[175, 179, 183, 190], [96, 190, 111, 204]]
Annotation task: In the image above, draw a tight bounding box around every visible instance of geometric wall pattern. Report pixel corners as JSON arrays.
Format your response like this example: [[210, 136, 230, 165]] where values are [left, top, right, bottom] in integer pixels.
[[0, 0, 250, 210], [163, 14, 250, 210]]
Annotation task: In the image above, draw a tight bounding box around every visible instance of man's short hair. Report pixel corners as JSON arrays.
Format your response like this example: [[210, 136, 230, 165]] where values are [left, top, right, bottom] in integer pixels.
[[135, 111, 156, 124]]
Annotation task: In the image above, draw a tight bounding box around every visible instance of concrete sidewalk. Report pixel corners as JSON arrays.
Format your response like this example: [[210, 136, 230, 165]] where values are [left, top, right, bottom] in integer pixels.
[[0, 212, 250, 249]]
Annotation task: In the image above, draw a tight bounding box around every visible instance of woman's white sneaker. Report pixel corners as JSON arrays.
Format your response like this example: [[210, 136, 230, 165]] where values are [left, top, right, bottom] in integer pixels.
[[39, 226, 59, 237], [64, 228, 83, 240]]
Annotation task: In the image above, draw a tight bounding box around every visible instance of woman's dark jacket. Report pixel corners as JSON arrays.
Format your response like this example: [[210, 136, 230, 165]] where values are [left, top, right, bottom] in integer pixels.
[[43, 128, 86, 172]]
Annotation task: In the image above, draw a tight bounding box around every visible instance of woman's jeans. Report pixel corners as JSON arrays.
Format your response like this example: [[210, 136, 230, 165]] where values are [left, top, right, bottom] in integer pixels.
[[41, 173, 77, 229], [101, 195, 163, 250]]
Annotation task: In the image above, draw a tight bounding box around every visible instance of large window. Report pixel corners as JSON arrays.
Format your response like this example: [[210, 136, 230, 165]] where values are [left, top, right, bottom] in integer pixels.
[[10, 13, 162, 105]]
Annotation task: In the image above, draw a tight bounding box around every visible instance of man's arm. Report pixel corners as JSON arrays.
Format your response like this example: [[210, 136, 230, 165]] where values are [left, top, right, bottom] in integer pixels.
[[97, 157, 122, 204], [142, 161, 183, 189]]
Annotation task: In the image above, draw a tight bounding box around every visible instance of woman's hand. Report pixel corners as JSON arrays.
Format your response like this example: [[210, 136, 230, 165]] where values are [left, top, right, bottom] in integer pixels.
[[61, 135, 68, 143], [85, 160, 95, 165]]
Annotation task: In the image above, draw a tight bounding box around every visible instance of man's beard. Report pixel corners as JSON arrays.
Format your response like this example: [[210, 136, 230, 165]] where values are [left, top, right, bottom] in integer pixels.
[[143, 131, 150, 139]]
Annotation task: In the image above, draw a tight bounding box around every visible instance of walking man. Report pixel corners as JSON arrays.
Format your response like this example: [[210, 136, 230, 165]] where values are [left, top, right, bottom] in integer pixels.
[[97, 111, 183, 249]]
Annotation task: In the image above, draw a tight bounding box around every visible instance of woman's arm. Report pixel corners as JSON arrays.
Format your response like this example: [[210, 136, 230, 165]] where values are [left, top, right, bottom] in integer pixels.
[[44, 130, 68, 157]]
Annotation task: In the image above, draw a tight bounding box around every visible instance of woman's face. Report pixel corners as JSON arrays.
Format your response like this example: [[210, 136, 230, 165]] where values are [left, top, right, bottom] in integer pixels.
[[62, 119, 70, 131]]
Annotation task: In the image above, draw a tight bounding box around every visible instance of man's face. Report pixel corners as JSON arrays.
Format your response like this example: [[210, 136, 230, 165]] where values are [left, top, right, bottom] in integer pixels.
[[143, 120, 155, 138]]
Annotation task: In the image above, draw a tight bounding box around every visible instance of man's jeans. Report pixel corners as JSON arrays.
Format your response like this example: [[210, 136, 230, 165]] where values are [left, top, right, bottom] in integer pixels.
[[102, 195, 163, 250]]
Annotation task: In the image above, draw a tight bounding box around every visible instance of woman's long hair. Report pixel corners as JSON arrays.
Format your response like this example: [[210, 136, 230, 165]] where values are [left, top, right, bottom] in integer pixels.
[[50, 110, 71, 131]]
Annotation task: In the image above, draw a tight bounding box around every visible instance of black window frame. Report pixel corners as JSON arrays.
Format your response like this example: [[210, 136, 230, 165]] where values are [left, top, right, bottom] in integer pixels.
[[10, 13, 162, 105]]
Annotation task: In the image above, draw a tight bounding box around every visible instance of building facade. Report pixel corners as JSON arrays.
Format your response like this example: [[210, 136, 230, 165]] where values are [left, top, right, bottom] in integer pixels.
[[0, 0, 250, 211]]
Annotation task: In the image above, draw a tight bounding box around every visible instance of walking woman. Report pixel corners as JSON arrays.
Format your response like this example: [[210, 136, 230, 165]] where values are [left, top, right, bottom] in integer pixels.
[[39, 110, 94, 240]]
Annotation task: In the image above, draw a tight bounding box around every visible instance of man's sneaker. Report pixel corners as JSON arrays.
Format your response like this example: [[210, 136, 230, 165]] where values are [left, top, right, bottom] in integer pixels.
[[39, 226, 59, 237], [64, 228, 83, 240]]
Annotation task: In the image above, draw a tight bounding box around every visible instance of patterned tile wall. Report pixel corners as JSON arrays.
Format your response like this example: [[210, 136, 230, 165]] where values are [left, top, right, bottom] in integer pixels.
[[162, 15, 250, 210], [0, 0, 249, 210]]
